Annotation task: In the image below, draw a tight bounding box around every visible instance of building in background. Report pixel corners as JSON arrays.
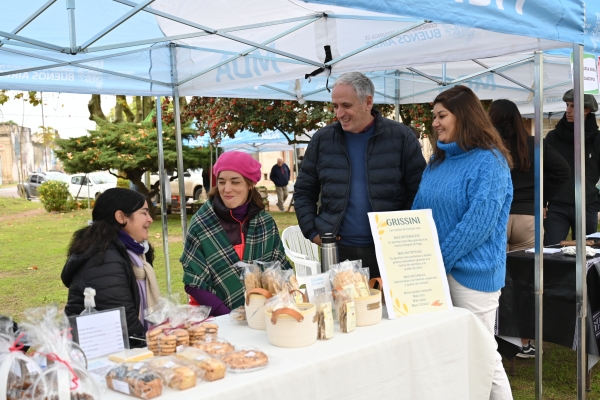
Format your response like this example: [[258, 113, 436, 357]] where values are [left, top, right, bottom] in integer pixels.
[[0, 123, 39, 184]]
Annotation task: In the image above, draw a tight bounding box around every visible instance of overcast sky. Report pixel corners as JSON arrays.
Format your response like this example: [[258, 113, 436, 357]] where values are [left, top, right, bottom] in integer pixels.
[[0, 91, 121, 139]]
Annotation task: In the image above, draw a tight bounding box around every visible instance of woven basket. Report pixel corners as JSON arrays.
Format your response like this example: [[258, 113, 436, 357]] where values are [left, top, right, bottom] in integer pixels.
[[355, 285, 382, 327], [245, 288, 272, 330], [265, 303, 317, 348]]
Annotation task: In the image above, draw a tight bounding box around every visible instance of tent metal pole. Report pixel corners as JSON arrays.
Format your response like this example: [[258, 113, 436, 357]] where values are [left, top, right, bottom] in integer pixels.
[[66, 0, 76, 54], [442, 63, 447, 86], [293, 143, 298, 179], [209, 144, 213, 189], [573, 43, 587, 400], [533, 50, 544, 400], [156, 96, 172, 296], [394, 70, 400, 122], [0, 0, 56, 50], [170, 44, 188, 242]]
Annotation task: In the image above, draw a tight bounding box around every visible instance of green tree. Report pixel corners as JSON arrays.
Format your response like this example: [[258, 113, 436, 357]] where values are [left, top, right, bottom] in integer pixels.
[[54, 119, 210, 217], [180, 97, 396, 144], [34, 125, 59, 171]]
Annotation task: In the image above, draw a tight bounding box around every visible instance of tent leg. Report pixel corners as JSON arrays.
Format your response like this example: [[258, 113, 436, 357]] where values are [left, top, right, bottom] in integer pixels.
[[533, 50, 544, 400], [573, 43, 588, 400], [156, 96, 171, 296], [209, 144, 213, 189], [394, 70, 400, 122], [170, 44, 188, 243]]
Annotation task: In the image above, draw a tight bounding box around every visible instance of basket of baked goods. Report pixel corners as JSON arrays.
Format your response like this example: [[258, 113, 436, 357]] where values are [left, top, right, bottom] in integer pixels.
[[240, 261, 301, 331], [330, 260, 382, 327], [264, 291, 317, 348]]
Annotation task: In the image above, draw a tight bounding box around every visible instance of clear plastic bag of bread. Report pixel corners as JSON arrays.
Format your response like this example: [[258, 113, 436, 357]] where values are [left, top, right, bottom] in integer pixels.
[[174, 347, 227, 381], [264, 290, 300, 313], [229, 306, 247, 325], [143, 356, 199, 390], [18, 305, 102, 400], [105, 362, 163, 399], [313, 292, 334, 340], [332, 287, 356, 333], [0, 316, 44, 400], [258, 261, 285, 295], [235, 261, 262, 292], [329, 260, 370, 299]]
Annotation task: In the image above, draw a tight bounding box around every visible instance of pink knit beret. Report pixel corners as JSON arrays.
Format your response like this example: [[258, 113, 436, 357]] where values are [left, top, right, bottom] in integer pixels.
[[213, 151, 262, 183]]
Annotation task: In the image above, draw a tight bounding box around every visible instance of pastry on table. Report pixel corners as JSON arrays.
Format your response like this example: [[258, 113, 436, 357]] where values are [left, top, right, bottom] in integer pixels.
[[106, 364, 163, 399], [194, 340, 234, 355], [175, 347, 226, 382], [221, 350, 269, 371]]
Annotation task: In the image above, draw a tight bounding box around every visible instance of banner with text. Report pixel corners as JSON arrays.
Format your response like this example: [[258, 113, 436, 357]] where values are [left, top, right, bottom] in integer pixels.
[[368, 209, 452, 319]]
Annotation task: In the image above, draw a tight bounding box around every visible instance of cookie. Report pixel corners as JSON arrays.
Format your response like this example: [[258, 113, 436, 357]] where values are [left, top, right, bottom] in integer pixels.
[[146, 326, 163, 341]]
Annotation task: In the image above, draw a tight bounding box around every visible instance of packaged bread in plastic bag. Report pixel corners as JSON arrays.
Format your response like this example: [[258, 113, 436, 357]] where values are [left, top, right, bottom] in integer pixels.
[[18, 305, 101, 400], [0, 316, 43, 400], [333, 288, 356, 333], [313, 292, 334, 340], [174, 347, 226, 382], [105, 362, 162, 399], [144, 356, 198, 390], [329, 260, 370, 299], [236, 261, 262, 292]]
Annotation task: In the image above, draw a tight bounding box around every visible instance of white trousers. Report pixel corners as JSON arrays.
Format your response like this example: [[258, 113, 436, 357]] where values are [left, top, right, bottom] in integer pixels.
[[447, 274, 513, 400]]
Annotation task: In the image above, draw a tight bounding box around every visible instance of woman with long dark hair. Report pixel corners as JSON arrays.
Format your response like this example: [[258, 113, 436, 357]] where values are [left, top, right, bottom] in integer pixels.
[[181, 151, 291, 316], [412, 85, 513, 399], [62, 188, 160, 344], [489, 99, 569, 251], [488, 99, 569, 359]]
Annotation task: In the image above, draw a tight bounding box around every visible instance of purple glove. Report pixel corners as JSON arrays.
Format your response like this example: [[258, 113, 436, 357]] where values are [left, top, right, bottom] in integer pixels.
[[185, 285, 231, 316]]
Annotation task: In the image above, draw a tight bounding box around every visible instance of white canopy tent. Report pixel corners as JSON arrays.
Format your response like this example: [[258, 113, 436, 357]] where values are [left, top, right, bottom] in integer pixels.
[[0, 2, 595, 396]]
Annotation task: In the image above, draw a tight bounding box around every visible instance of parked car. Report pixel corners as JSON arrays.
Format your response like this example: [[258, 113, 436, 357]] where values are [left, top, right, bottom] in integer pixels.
[[68, 172, 118, 200], [150, 168, 204, 202], [18, 171, 69, 199]]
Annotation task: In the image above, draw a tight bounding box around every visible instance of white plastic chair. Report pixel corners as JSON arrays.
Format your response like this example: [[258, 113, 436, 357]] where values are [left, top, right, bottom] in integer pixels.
[[282, 225, 322, 287]]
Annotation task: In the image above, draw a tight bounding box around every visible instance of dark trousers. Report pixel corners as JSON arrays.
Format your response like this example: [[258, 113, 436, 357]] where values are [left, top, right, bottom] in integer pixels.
[[337, 243, 380, 280], [543, 202, 599, 246]]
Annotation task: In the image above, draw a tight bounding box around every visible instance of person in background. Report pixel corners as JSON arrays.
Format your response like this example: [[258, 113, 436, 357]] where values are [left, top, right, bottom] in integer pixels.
[[181, 151, 291, 316], [294, 71, 426, 280], [489, 99, 570, 359], [412, 85, 513, 399], [62, 188, 160, 347], [269, 157, 291, 212], [544, 89, 600, 245]]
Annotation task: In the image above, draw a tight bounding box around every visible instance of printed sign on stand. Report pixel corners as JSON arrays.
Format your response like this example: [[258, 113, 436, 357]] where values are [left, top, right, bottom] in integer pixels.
[[368, 209, 452, 319], [68, 307, 129, 360], [570, 52, 599, 94]]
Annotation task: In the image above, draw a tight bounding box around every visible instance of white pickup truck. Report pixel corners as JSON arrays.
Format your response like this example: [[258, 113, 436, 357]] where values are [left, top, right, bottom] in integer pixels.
[[150, 168, 204, 202]]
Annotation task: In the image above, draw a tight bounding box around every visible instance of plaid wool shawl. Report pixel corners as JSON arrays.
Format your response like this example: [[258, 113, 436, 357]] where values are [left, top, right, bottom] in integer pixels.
[[181, 200, 291, 310]]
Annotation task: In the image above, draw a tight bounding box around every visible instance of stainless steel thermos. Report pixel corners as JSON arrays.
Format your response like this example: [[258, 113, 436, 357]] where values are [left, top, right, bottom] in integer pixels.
[[320, 233, 339, 272]]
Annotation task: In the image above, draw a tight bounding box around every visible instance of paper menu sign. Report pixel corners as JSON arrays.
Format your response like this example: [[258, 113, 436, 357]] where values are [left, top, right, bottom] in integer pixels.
[[68, 308, 128, 360], [368, 209, 452, 319], [304, 272, 332, 302]]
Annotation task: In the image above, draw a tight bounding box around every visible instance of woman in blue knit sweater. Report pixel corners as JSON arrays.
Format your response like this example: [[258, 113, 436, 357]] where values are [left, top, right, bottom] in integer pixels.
[[412, 85, 514, 399]]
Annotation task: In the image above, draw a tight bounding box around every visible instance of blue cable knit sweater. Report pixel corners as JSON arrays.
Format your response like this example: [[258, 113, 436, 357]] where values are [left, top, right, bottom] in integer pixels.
[[412, 141, 513, 292]]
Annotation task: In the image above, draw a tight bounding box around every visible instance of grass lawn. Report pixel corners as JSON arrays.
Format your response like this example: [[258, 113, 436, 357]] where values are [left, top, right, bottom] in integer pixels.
[[0, 197, 599, 398]]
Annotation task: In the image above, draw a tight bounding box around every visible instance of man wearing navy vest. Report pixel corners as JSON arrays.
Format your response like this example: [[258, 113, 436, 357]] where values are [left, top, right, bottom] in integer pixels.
[[294, 72, 426, 279]]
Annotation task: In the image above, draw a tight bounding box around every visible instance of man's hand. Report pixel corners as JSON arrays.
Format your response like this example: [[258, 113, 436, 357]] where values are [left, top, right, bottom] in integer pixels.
[[544, 207, 547, 219], [312, 234, 322, 246], [312, 234, 341, 246]]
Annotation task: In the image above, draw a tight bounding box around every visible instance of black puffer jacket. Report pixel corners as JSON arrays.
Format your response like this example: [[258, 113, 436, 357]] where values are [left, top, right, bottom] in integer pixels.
[[61, 241, 144, 337], [294, 109, 426, 239], [545, 114, 600, 206]]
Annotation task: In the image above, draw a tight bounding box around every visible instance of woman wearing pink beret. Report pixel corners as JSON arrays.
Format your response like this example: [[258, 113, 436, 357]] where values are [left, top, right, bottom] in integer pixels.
[[181, 151, 292, 316]]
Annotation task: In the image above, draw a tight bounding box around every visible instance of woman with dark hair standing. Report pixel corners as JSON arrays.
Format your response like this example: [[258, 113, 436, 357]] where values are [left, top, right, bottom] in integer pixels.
[[62, 188, 160, 344], [489, 99, 569, 252], [488, 99, 569, 358], [412, 86, 513, 399], [181, 151, 291, 316]]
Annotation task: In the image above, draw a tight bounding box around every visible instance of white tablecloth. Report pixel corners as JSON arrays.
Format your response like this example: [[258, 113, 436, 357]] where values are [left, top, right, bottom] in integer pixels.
[[102, 307, 496, 400]]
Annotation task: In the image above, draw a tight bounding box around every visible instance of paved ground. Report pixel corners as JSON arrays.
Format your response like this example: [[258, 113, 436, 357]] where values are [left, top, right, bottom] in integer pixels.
[[0, 186, 19, 198], [267, 191, 294, 212]]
